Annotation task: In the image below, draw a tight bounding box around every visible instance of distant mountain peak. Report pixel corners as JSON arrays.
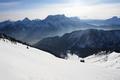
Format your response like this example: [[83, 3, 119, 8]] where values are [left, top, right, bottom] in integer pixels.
[[107, 16, 119, 21], [45, 14, 67, 21], [105, 16, 120, 25], [111, 16, 118, 19], [70, 17, 80, 21], [23, 17, 31, 22], [47, 14, 66, 18]]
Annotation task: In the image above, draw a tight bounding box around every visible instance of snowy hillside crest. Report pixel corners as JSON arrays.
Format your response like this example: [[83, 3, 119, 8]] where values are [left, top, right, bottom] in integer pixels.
[[0, 34, 120, 80]]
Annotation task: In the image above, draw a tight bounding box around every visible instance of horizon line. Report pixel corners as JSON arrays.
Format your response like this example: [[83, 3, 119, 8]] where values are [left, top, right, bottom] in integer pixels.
[[0, 14, 120, 22]]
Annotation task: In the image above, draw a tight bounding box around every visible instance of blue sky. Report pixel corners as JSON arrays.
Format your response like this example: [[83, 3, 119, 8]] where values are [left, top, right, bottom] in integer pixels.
[[0, 0, 120, 21]]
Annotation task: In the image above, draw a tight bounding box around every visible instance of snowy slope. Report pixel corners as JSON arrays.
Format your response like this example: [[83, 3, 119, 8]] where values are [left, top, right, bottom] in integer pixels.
[[85, 51, 120, 69], [0, 39, 120, 80]]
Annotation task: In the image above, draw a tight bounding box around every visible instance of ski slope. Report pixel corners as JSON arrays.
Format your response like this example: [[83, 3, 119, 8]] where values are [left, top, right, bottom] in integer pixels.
[[0, 39, 120, 80]]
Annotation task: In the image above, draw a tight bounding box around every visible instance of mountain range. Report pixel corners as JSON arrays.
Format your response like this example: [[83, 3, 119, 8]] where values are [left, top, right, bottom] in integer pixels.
[[34, 29, 120, 58], [82, 16, 120, 26], [0, 14, 120, 58], [0, 15, 120, 45], [0, 15, 93, 45]]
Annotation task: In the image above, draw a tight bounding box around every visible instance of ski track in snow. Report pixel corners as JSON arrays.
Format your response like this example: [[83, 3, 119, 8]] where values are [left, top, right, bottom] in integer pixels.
[[0, 39, 120, 80]]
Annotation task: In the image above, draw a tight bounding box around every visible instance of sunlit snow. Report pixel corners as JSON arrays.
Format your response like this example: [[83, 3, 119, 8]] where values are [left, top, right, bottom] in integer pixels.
[[0, 39, 120, 80]]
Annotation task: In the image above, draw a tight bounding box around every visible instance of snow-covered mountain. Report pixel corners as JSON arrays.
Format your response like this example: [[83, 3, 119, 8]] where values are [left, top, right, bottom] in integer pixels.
[[1, 35, 120, 80]]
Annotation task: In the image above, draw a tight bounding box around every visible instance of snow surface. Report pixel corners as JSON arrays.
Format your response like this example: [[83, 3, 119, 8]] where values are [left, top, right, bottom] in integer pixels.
[[0, 39, 120, 80], [85, 51, 120, 69]]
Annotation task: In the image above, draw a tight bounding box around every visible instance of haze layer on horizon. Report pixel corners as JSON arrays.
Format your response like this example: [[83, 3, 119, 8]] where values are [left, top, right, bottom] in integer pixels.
[[0, 0, 120, 21]]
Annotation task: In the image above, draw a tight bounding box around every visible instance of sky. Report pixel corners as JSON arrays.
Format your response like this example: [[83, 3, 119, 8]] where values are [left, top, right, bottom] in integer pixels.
[[0, 0, 120, 21]]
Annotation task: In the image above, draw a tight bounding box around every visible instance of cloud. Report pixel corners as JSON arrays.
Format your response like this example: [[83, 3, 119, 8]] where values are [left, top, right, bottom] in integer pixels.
[[100, 0, 120, 3], [0, 0, 120, 4], [66, 0, 120, 5], [0, 2, 19, 6], [0, 0, 120, 21], [0, 0, 120, 10], [0, 2, 120, 21], [0, 0, 21, 8], [0, 0, 21, 3], [0, 1, 20, 12]]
